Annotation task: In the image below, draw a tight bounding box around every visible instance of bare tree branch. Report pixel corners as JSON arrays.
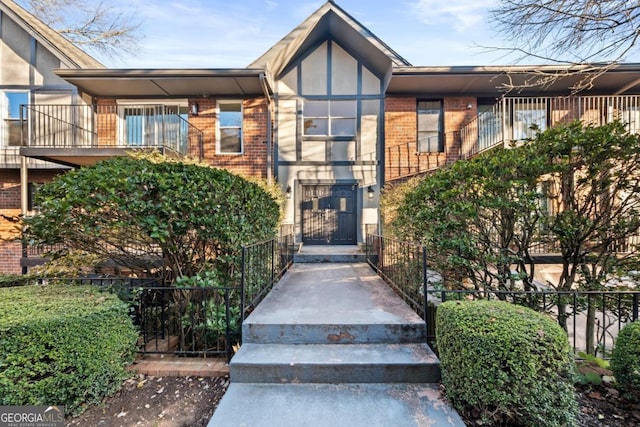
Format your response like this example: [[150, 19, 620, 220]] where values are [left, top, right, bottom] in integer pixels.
[[17, 0, 143, 59], [489, 0, 640, 92]]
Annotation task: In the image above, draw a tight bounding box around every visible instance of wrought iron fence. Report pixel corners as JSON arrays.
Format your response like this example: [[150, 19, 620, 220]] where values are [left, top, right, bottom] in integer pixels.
[[240, 233, 295, 321], [135, 284, 241, 361], [426, 290, 640, 358], [366, 234, 427, 319], [366, 234, 640, 358]]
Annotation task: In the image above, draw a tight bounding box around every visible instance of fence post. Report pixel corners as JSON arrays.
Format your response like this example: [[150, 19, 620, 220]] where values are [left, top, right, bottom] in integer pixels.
[[422, 245, 429, 342], [224, 288, 233, 362], [240, 246, 246, 325], [271, 239, 276, 284]]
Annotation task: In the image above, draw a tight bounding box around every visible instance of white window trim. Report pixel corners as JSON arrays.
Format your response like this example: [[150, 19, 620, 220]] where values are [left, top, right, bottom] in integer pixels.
[[217, 100, 244, 155]]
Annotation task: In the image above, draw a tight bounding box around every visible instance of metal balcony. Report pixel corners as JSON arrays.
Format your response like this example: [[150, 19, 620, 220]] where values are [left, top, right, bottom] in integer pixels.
[[19, 104, 204, 167], [461, 95, 640, 159]]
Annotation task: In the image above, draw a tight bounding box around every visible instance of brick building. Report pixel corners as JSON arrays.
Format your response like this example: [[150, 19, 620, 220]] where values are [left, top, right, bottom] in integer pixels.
[[4, 0, 640, 273], [0, 0, 102, 274]]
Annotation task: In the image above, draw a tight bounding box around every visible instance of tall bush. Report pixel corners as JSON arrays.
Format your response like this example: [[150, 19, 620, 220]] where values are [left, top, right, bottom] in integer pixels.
[[436, 300, 578, 426], [24, 155, 281, 281], [0, 284, 137, 414]]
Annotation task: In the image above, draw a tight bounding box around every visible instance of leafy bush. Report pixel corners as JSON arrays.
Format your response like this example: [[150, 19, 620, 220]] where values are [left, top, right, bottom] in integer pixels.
[[611, 320, 640, 401], [24, 155, 281, 281], [436, 300, 578, 426], [0, 284, 138, 414], [173, 271, 241, 350]]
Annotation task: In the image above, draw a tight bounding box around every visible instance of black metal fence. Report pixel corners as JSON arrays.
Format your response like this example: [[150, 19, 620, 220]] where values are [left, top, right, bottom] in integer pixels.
[[19, 234, 295, 361], [366, 234, 640, 358], [366, 234, 427, 318], [427, 290, 639, 358], [135, 284, 241, 361], [240, 233, 295, 321]]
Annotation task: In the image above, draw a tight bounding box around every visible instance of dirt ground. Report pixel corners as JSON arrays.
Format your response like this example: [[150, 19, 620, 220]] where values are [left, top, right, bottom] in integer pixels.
[[66, 374, 228, 427], [66, 373, 639, 427]]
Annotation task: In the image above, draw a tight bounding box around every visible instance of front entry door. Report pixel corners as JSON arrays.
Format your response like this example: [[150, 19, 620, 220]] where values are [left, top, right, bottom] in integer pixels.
[[301, 184, 357, 245]]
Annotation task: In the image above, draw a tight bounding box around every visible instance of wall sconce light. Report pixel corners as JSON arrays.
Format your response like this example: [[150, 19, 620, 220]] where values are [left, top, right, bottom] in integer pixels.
[[285, 185, 292, 199], [367, 185, 375, 199], [191, 103, 199, 116], [466, 103, 473, 110]]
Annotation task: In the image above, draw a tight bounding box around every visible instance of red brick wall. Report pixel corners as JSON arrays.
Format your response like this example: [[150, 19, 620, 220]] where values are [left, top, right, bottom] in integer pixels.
[[2, 170, 25, 275], [0, 169, 65, 274], [96, 99, 117, 146], [384, 96, 476, 181], [189, 98, 270, 179]]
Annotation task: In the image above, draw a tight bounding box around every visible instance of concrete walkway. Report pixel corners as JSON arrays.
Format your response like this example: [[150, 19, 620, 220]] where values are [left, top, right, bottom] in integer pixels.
[[209, 249, 465, 427]]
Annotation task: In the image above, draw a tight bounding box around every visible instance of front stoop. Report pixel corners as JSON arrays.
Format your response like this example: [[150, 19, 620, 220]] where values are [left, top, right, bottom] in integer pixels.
[[293, 244, 367, 263], [208, 261, 465, 426], [210, 383, 463, 427]]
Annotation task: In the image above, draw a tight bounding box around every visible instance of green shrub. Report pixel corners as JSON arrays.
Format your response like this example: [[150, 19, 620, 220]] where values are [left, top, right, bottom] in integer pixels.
[[611, 320, 640, 401], [0, 284, 138, 414], [0, 274, 32, 288], [436, 300, 578, 426]]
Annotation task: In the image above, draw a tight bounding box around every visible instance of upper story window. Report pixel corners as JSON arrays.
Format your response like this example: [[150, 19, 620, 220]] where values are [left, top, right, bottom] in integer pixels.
[[512, 100, 547, 140], [218, 101, 243, 154], [118, 103, 188, 147], [2, 91, 28, 147], [417, 100, 443, 153], [303, 100, 356, 136]]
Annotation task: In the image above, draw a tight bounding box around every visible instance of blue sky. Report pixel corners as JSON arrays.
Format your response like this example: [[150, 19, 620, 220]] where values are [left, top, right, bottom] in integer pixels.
[[107, 0, 517, 68]]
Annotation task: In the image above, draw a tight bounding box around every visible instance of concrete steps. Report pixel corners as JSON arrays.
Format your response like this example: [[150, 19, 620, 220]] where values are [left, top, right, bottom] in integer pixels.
[[231, 342, 440, 383], [210, 383, 464, 427], [208, 258, 465, 426], [293, 244, 367, 263], [242, 321, 426, 344]]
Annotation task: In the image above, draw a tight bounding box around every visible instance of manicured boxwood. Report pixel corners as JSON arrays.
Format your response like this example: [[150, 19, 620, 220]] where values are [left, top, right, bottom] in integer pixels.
[[436, 300, 578, 427], [0, 284, 138, 414], [611, 320, 640, 401]]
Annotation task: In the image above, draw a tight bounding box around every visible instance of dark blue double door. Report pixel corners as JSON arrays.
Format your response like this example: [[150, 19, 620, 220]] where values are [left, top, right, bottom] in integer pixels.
[[301, 184, 357, 245]]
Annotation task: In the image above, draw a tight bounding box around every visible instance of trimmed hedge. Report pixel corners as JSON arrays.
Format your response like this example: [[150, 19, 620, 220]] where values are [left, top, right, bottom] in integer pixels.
[[0, 284, 137, 414], [611, 320, 640, 401], [436, 300, 578, 426]]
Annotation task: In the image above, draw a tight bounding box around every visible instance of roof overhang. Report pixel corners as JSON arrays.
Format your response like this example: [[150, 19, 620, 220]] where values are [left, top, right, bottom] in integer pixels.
[[388, 64, 640, 97], [54, 69, 273, 98]]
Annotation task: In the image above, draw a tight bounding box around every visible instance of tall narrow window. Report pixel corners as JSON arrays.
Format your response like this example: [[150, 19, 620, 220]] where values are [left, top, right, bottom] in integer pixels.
[[3, 91, 28, 147], [218, 101, 243, 154], [417, 100, 443, 152]]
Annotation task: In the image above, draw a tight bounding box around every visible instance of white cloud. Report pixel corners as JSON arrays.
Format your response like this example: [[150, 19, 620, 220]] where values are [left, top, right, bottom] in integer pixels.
[[410, 0, 498, 32]]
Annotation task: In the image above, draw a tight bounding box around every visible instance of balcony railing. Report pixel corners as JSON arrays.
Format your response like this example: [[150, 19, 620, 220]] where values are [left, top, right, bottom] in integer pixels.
[[461, 95, 640, 159], [21, 104, 204, 159]]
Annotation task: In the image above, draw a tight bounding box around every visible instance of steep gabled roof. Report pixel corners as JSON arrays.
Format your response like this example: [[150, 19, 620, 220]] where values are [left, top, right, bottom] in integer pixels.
[[0, 0, 103, 69], [249, 0, 409, 78]]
